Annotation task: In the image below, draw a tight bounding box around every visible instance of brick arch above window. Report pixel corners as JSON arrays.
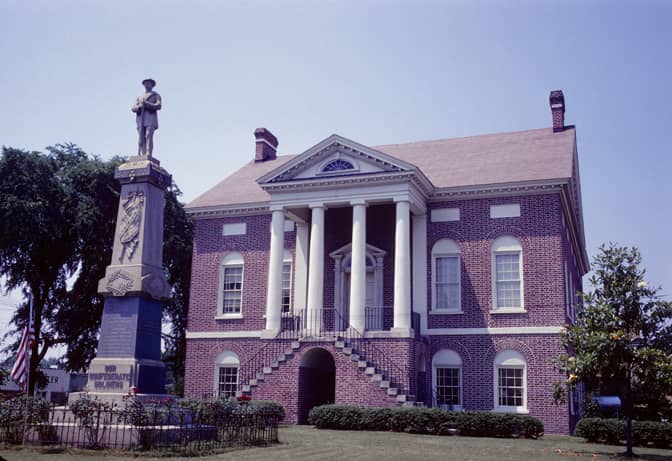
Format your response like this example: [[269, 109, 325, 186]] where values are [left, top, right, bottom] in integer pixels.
[[430, 339, 472, 363], [485, 338, 537, 365]]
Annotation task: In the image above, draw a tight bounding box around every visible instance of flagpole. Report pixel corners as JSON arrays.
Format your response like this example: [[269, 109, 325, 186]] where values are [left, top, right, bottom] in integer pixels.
[[22, 293, 34, 445], [26, 293, 33, 396]]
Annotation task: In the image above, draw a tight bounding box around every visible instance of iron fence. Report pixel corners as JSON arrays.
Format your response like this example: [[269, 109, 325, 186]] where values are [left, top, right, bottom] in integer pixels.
[[0, 397, 278, 452]]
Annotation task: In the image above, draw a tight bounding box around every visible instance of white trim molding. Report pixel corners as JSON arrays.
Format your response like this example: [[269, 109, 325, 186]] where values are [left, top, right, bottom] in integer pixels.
[[186, 330, 263, 339], [426, 326, 564, 335]]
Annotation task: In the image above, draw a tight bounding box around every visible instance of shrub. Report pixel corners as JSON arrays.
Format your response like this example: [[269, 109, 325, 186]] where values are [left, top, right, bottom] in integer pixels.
[[631, 420, 672, 448], [307, 405, 544, 439], [247, 400, 286, 421], [360, 407, 393, 431], [0, 396, 51, 444], [576, 418, 671, 448], [308, 405, 365, 429]]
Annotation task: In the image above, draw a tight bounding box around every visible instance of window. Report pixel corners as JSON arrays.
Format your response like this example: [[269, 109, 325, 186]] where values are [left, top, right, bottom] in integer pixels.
[[492, 236, 524, 311], [281, 251, 292, 314], [214, 351, 239, 399], [322, 159, 355, 172], [494, 350, 527, 412], [219, 252, 244, 316], [431, 239, 461, 312], [432, 350, 462, 408]]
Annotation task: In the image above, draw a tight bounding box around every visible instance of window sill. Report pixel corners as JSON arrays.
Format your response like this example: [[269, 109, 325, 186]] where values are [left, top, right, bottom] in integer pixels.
[[493, 406, 529, 415], [490, 308, 526, 314], [429, 310, 463, 315], [215, 313, 244, 320]]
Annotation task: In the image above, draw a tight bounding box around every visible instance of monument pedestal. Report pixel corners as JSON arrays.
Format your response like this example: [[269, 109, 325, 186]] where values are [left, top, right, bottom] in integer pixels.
[[70, 157, 172, 406]]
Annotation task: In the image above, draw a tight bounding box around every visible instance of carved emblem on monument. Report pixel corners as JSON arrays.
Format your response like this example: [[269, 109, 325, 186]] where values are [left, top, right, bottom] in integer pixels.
[[119, 190, 145, 263], [106, 270, 134, 296]]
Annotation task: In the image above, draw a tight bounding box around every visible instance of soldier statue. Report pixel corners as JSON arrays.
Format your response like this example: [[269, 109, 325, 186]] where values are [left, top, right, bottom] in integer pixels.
[[132, 78, 162, 157]]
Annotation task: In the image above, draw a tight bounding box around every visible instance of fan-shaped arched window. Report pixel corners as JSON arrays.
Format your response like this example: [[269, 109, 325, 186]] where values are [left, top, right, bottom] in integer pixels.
[[322, 159, 355, 173], [214, 351, 239, 399]]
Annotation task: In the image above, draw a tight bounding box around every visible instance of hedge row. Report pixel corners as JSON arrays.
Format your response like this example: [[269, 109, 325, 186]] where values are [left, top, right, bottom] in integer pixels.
[[575, 418, 671, 448], [308, 405, 544, 439]]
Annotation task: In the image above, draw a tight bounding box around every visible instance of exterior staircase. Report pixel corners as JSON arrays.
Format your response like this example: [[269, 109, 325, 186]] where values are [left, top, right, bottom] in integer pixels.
[[236, 336, 416, 406]]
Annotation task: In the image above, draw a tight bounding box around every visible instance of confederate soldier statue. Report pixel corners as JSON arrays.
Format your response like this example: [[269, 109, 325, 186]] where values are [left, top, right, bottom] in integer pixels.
[[132, 78, 162, 157]]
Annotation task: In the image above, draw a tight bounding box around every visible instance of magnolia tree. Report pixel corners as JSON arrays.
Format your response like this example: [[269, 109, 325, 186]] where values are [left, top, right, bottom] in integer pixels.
[[554, 244, 672, 454]]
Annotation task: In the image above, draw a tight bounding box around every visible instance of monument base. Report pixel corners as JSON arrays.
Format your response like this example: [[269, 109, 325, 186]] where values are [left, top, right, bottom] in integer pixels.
[[87, 357, 165, 393], [67, 391, 176, 407]]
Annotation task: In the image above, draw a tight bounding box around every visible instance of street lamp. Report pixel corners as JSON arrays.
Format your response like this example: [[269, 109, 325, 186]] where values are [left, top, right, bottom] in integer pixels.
[[625, 337, 643, 459]]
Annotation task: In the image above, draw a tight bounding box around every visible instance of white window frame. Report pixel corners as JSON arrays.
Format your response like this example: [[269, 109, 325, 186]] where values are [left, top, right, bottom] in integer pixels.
[[217, 252, 244, 319], [493, 350, 528, 413], [213, 351, 240, 399], [431, 239, 462, 313], [491, 236, 525, 313], [281, 250, 293, 315], [432, 349, 463, 410]]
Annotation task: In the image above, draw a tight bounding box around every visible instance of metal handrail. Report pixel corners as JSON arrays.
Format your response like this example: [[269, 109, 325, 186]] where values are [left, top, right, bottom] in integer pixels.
[[331, 308, 412, 397]]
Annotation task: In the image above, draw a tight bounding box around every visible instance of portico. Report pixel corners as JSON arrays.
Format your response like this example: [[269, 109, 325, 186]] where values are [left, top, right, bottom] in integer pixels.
[[257, 135, 430, 339], [262, 195, 423, 338]]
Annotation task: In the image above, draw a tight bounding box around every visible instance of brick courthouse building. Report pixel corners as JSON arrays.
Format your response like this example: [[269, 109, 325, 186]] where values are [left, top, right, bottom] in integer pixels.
[[183, 91, 587, 433]]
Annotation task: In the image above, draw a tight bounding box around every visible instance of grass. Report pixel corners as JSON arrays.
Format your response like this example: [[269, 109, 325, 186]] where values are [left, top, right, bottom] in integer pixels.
[[0, 425, 670, 461]]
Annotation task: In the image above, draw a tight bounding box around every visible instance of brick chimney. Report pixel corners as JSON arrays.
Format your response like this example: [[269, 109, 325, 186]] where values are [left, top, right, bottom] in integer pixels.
[[549, 90, 565, 132], [254, 128, 278, 162]]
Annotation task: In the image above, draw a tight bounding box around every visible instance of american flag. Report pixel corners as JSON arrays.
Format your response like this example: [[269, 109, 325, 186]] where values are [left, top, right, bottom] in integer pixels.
[[10, 298, 35, 392]]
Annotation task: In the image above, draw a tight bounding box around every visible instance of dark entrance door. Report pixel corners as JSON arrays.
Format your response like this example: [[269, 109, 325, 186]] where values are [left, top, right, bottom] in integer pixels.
[[298, 347, 336, 424]]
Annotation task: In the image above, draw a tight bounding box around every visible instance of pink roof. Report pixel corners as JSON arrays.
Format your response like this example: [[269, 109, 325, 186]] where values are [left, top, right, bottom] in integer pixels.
[[186, 127, 576, 210]]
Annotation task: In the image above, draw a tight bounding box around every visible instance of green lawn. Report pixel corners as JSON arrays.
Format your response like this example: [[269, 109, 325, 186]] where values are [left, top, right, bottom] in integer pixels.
[[1, 425, 670, 461]]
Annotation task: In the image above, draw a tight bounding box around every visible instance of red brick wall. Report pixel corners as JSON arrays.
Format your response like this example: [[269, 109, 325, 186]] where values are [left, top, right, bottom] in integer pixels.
[[187, 214, 295, 332], [426, 194, 566, 328]]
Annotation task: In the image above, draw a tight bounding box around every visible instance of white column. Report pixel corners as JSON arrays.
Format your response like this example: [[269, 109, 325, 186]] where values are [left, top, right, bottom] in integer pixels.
[[306, 204, 325, 334], [412, 213, 428, 335], [349, 201, 367, 332], [292, 222, 309, 315], [264, 209, 285, 333], [393, 200, 412, 332]]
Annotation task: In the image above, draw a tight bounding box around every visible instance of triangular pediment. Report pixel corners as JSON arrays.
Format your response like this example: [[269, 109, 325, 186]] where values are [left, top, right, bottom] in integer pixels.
[[257, 134, 417, 185]]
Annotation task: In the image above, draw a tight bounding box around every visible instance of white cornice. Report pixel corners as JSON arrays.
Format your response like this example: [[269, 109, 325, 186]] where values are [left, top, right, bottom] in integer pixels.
[[185, 202, 270, 219], [429, 179, 567, 201], [185, 330, 263, 339], [426, 326, 564, 335]]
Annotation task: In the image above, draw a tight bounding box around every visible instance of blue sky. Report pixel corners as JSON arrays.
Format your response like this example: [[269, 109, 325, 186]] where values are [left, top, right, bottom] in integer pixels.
[[1, 0, 671, 343]]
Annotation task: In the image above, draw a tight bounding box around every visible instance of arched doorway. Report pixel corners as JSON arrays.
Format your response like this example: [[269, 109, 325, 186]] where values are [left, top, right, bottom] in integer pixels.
[[298, 348, 336, 424]]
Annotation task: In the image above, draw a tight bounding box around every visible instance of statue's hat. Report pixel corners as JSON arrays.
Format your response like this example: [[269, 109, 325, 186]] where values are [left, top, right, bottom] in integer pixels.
[[142, 78, 156, 87]]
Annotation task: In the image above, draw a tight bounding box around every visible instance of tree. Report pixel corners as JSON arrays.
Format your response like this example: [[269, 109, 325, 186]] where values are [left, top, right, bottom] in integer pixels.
[[0, 145, 192, 394], [554, 243, 672, 456], [161, 184, 193, 395]]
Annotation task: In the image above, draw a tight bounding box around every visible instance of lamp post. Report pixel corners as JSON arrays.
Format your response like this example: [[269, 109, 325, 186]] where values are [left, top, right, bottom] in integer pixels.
[[625, 337, 643, 459]]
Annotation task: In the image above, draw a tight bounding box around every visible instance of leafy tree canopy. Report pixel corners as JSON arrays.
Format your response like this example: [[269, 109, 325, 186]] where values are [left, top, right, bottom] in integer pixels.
[[554, 243, 672, 420], [0, 145, 192, 394]]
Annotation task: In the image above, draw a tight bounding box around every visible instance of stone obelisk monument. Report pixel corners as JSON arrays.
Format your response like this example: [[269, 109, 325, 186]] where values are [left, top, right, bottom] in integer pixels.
[[77, 79, 171, 401]]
